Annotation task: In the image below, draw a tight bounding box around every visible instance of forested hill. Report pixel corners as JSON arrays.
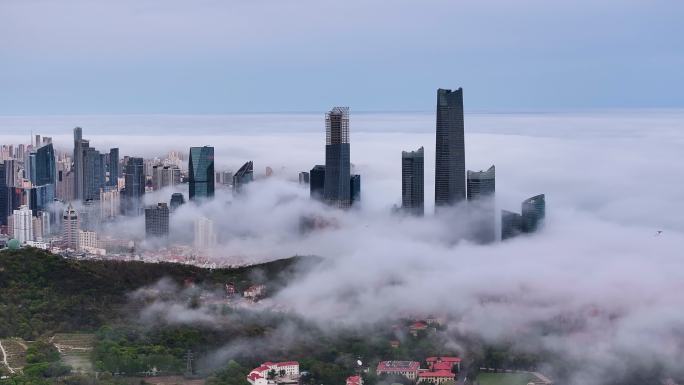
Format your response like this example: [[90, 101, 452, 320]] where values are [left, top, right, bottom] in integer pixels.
[[0, 248, 313, 339]]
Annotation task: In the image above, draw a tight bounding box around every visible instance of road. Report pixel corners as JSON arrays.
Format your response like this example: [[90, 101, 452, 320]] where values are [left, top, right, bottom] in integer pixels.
[[0, 340, 16, 374]]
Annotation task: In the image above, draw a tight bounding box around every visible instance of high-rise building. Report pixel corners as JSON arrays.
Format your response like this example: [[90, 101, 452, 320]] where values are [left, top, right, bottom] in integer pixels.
[[0, 162, 9, 227], [62, 204, 80, 250], [467, 165, 496, 243], [501, 210, 523, 241], [56, 163, 75, 202], [309, 165, 325, 200], [73, 127, 85, 200], [82, 146, 105, 201], [299, 172, 310, 185], [221, 171, 233, 187], [522, 194, 546, 233], [170, 193, 185, 211], [145, 203, 169, 238], [194, 216, 216, 251], [435, 88, 465, 208], [152, 165, 181, 190], [28, 184, 55, 214], [34, 143, 56, 187], [122, 157, 145, 215], [12, 205, 33, 243], [323, 107, 351, 208], [108, 148, 119, 186], [189, 146, 215, 201], [402, 147, 424, 215], [100, 187, 120, 220], [350, 174, 361, 206], [233, 161, 254, 194]]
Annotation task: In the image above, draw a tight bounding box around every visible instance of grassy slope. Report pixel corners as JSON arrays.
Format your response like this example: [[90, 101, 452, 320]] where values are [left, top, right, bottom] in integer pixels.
[[477, 373, 535, 385]]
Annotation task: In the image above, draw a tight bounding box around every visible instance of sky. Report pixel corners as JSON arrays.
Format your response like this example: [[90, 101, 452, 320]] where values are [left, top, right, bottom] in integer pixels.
[[2, 0, 684, 114]]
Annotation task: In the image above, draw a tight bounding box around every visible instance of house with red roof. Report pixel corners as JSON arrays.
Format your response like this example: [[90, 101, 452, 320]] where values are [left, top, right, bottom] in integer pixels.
[[417, 370, 455, 384], [426, 357, 461, 372], [376, 361, 421, 381], [346, 375, 363, 385], [246, 361, 300, 385]]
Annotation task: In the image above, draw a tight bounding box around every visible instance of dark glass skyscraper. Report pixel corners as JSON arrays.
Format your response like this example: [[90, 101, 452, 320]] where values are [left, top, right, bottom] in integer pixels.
[[122, 157, 145, 215], [467, 165, 496, 243], [402, 146, 424, 215], [232, 161, 254, 194], [108, 148, 119, 186], [73, 127, 85, 200], [435, 88, 465, 208], [170, 192, 185, 211], [501, 210, 523, 241], [310, 165, 325, 200], [82, 147, 105, 201], [350, 174, 361, 206], [323, 107, 351, 208], [0, 163, 8, 226], [34, 143, 56, 187], [189, 146, 215, 201], [145, 203, 169, 238], [522, 194, 546, 233]]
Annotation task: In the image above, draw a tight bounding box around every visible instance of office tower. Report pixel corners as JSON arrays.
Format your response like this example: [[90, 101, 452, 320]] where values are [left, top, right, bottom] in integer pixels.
[[194, 216, 217, 251], [152, 165, 181, 190], [233, 161, 254, 194], [501, 210, 523, 241], [299, 172, 310, 185], [56, 163, 75, 202], [0, 163, 8, 227], [221, 171, 233, 187], [350, 174, 361, 206], [467, 165, 496, 243], [81, 146, 105, 201], [42, 137, 52, 145], [73, 127, 85, 200], [402, 147, 425, 215], [108, 148, 119, 186], [100, 187, 120, 220], [28, 185, 55, 214], [309, 165, 325, 200], [12, 205, 33, 243], [435, 88, 466, 208], [122, 157, 145, 215], [323, 107, 351, 208], [62, 204, 80, 249], [170, 193, 185, 211], [188, 146, 215, 200], [34, 143, 56, 187], [522, 194, 546, 233], [145, 203, 169, 238], [35, 135, 41, 148]]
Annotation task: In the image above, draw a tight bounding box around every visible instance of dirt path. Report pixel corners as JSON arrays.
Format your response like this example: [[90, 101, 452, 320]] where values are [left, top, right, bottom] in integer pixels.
[[0, 340, 16, 374]]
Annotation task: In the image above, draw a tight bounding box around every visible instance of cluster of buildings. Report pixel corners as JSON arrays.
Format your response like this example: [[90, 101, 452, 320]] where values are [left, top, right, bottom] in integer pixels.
[[0, 87, 546, 255], [247, 361, 300, 385], [377, 357, 461, 384]]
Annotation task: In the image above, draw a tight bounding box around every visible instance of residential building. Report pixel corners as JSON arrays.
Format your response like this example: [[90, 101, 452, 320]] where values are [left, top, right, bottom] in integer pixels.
[[12, 205, 33, 243], [194, 216, 216, 251], [402, 146, 424, 215], [100, 187, 120, 219], [435, 88, 465, 208], [323, 107, 351, 208]]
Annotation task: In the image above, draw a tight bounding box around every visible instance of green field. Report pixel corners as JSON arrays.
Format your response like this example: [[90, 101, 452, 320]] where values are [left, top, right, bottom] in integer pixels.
[[477, 372, 535, 385]]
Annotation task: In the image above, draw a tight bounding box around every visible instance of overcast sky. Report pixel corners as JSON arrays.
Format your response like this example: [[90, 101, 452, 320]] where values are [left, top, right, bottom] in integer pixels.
[[1, 0, 683, 114]]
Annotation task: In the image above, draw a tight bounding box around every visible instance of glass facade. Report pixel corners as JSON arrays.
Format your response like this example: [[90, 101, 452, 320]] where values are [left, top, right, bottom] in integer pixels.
[[232, 161, 253, 194], [402, 147, 424, 215], [189, 146, 215, 200], [435, 88, 465, 207], [309, 165, 325, 200], [323, 107, 351, 208]]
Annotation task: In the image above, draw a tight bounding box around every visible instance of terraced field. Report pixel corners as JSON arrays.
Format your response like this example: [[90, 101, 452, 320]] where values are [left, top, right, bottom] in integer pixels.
[[0, 338, 31, 374], [50, 333, 95, 373]]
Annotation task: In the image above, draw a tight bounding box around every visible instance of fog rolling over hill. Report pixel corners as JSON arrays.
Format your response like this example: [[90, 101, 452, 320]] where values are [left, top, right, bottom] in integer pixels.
[[2, 111, 678, 384]]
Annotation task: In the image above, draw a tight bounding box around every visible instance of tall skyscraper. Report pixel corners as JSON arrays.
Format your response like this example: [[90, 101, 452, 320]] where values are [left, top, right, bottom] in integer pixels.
[[435, 88, 465, 208], [100, 187, 120, 220], [350, 174, 361, 206], [189, 146, 215, 200], [467, 165, 496, 243], [145, 203, 170, 239], [152, 165, 181, 190], [34, 143, 56, 187], [12, 205, 33, 243], [170, 193, 185, 211], [501, 210, 523, 241], [73, 127, 85, 200], [299, 172, 310, 185], [233, 161, 254, 194], [309, 165, 325, 200], [323, 107, 351, 208], [402, 147, 425, 215], [194, 216, 217, 251], [62, 204, 79, 250], [0, 162, 9, 227], [122, 157, 145, 215], [522, 194, 546, 233], [108, 148, 119, 186]]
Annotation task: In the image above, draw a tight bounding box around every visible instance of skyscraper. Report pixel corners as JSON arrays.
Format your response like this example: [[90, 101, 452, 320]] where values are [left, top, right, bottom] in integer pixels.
[[350, 174, 361, 206], [467, 165, 496, 243], [12, 205, 33, 243], [108, 148, 119, 186], [309, 165, 325, 200], [145, 203, 169, 238], [122, 157, 145, 215], [323, 107, 351, 208], [435, 88, 465, 208], [34, 143, 56, 187], [170, 193, 185, 211], [522, 194, 546, 233], [62, 204, 79, 250], [0, 162, 9, 227], [194, 216, 216, 251], [189, 146, 215, 200], [73, 127, 85, 200], [299, 172, 310, 185], [402, 147, 424, 216], [80, 145, 105, 201], [233, 161, 253, 194], [501, 210, 523, 241]]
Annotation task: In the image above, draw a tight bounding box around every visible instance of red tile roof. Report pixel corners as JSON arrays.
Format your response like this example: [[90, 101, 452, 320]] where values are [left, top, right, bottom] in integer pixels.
[[426, 357, 462, 363], [377, 361, 420, 372], [431, 362, 454, 371], [276, 361, 299, 367]]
